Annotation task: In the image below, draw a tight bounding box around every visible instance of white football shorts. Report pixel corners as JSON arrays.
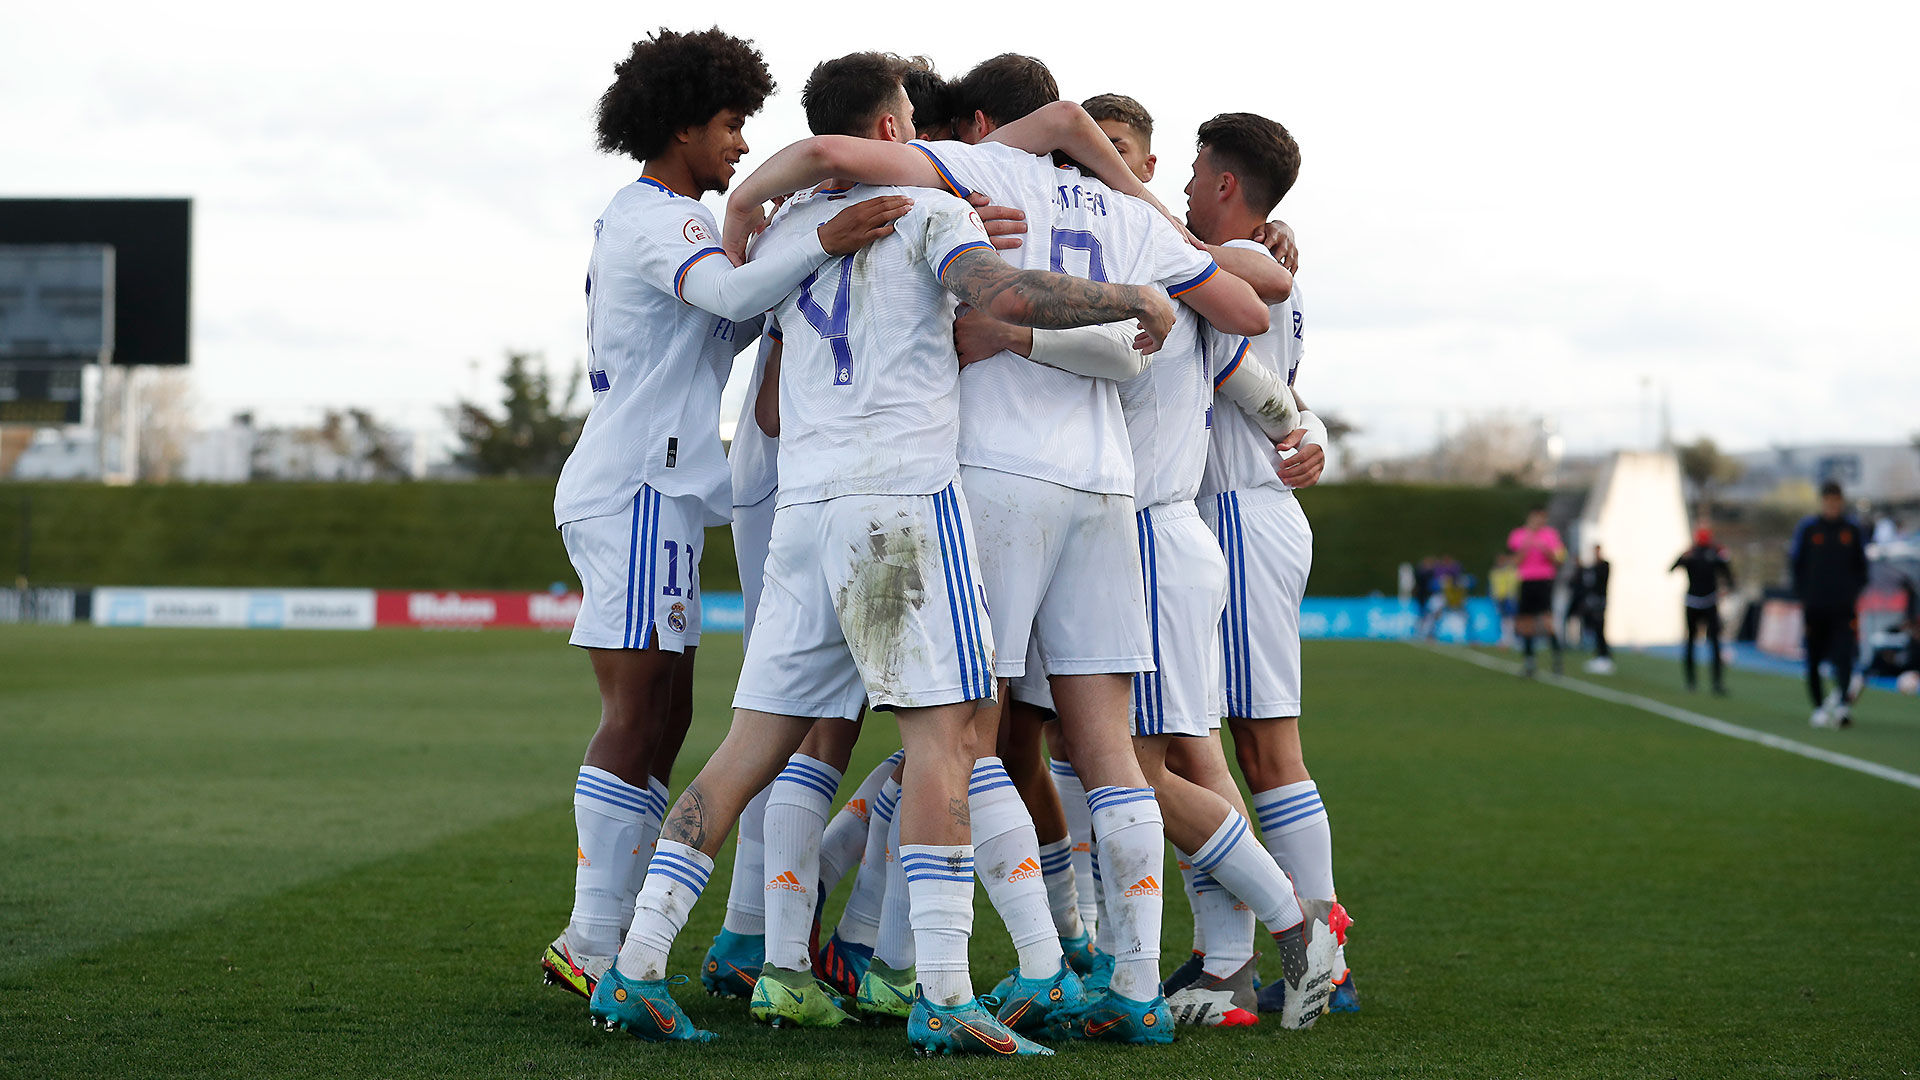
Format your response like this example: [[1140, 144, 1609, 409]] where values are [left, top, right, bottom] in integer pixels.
[[1010, 640, 1054, 713], [562, 484, 705, 652], [732, 490, 775, 651], [1134, 502, 1228, 737], [734, 482, 995, 717], [961, 465, 1153, 679], [1200, 487, 1311, 719]]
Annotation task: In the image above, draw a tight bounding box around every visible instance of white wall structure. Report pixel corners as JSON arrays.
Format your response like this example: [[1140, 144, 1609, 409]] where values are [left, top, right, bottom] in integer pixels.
[[1575, 450, 1692, 646]]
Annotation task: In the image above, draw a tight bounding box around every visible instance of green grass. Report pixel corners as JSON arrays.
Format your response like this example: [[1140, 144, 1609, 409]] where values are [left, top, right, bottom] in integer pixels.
[[2, 627, 1917, 1079]]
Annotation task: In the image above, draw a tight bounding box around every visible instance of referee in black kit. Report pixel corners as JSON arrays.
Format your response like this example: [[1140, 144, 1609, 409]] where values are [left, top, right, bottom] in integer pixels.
[[1672, 528, 1733, 694], [1791, 481, 1870, 727]]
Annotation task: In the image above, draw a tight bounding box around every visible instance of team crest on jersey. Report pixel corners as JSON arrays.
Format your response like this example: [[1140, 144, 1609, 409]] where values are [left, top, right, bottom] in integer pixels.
[[667, 602, 688, 634], [684, 218, 713, 245]]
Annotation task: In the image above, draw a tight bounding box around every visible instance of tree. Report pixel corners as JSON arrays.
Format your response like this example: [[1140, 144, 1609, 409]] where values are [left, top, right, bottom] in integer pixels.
[[450, 352, 586, 477], [1677, 437, 1743, 511]]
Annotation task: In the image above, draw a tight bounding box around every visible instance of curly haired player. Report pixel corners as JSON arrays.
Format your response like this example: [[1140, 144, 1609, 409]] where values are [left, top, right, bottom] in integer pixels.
[[542, 26, 910, 1005]]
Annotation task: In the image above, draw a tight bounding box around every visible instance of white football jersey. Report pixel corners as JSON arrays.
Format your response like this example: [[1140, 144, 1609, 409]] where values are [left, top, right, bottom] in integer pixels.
[[909, 140, 1219, 496], [556, 176, 754, 527], [1118, 305, 1211, 509], [751, 183, 995, 507], [729, 329, 780, 507], [1200, 240, 1304, 500]]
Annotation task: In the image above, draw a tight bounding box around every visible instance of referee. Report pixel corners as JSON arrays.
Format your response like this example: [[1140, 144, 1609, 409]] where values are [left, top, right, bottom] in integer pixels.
[[1792, 481, 1870, 727]]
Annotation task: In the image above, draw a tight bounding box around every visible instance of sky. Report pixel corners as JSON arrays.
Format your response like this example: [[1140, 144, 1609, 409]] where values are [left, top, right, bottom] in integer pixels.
[[5, 0, 1918, 465]]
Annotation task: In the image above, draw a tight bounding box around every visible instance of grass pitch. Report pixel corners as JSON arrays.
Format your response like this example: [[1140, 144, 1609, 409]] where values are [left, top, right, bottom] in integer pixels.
[[1, 626, 1916, 1079]]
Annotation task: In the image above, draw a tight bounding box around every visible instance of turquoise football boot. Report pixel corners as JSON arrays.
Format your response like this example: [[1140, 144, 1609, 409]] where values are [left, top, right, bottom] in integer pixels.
[[699, 928, 763, 999], [992, 960, 1089, 1039], [908, 995, 1052, 1056], [589, 968, 714, 1043], [1071, 987, 1175, 1045]]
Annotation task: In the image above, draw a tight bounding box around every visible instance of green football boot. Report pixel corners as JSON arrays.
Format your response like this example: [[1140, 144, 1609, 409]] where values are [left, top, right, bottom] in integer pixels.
[[855, 959, 918, 1021], [588, 968, 714, 1043], [748, 964, 854, 1028], [908, 995, 1053, 1056]]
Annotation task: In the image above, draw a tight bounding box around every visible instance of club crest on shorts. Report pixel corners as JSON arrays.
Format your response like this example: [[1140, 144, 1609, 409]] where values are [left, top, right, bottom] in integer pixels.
[[667, 601, 688, 634]]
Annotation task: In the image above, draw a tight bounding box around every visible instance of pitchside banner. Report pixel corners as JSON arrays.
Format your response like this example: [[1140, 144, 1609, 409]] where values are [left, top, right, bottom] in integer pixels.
[[374, 590, 582, 630], [92, 588, 375, 629], [1299, 597, 1502, 644]]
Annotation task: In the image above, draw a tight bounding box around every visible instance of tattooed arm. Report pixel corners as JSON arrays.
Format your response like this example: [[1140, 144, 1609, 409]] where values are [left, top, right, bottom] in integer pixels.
[[938, 247, 1176, 348]]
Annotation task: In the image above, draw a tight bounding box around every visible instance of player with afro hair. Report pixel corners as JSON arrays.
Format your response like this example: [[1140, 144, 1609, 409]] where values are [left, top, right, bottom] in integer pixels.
[[595, 27, 776, 193]]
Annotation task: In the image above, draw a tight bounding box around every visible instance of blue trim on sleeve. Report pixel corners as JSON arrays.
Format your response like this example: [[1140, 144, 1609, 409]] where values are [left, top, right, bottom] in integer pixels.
[[936, 240, 995, 281], [1168, 260, 1220, 298], [673, 247, 727, 299], [1213, 339, 1249, 390], [910, 141, 974, 199]]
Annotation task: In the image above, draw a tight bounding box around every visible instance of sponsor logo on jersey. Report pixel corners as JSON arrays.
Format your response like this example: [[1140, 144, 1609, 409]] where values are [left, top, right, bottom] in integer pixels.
[[768, 871, 807, 892], [684, 218, 713, 245], [1124, 875, 1161, 897], [1008, 857, 1041, 883], [667, 601, 687, 634]]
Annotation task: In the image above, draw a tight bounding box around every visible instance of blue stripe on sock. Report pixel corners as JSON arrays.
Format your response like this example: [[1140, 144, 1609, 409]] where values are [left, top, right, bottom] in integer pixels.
[[781, 758, 843, 793], [1266, 802, 1327, 830], [1191, 814, 1249, 873], [1087, 786, 1157, 814], [776, 765, 840, 802], [1049, 759, 1077, 778]]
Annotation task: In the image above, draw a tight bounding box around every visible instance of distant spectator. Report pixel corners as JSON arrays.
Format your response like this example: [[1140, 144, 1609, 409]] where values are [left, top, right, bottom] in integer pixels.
[[1489, 553, 1520, 646], [1793, 481, 1870, 727], [1579, 545, 1613, 673], [1672, 527, 1734, 695], [1507, 507, 1566, 676]]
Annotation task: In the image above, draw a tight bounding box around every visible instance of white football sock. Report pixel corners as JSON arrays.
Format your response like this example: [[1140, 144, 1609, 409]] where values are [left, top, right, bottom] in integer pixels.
[[834, 777, 899, 949], [618, 777, 670, 940], [1175, 852, 1206, 956], [1051, 758, 1099, 934], [1253, 781, 1336, 899], [762, 754, 841, 971], [1191, 810, 1304, 933], [873, 803, 915, 970], [721, 786, 770, 936], [616, 840, 712, 980], [1038, 836, 1085, 939], [1090, 843, 1116, 957], [970, 757, 1063, 980], [819, 752, 899, 899], [568, 766, 652, 957], [902, 844, 975, 1006], [1089, 786, 1165, 1001]]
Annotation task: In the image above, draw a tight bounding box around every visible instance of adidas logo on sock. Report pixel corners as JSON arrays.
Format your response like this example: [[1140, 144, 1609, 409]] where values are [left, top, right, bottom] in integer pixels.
[[1072, 842, 1091, 853], [845, 798, 869, 822], [767, 871, 807, 892], [1009, 858, 1041, 882], [1124, 876, 1161, 897], [577, 846, 590, 867]]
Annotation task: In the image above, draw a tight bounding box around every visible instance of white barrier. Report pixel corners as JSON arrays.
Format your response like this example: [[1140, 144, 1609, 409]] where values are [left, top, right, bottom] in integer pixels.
[[90, 588, 376, 630]]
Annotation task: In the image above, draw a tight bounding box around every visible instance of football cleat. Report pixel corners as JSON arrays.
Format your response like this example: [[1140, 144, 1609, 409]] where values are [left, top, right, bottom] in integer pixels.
[[748, 964, 854, 1028], [1160, 950, 1207, 998], [588, 968, 714, 1042], [814, 931, 873, 999], [1329, 968, 1361, 1013], [1060, 930, 1103, 976], [1164, 957, 1258, 1027], [699, 928, 763, 998], [542, 932, 612, 1001], [1079, 949, 1115, 994], [1067, 988, 1176, 1044], [992, 960, 1089, 1038], [855, 960, 918, 1021], [908, 995, 1053, 1056], [1256, 903, 1337, 1028], [1810, 706, 1834, 729]]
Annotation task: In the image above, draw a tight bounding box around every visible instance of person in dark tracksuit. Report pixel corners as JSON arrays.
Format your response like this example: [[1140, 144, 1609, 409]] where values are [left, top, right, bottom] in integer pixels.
[[1672, 528, 1734, 694], [1791, 480, 1870, 727]]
